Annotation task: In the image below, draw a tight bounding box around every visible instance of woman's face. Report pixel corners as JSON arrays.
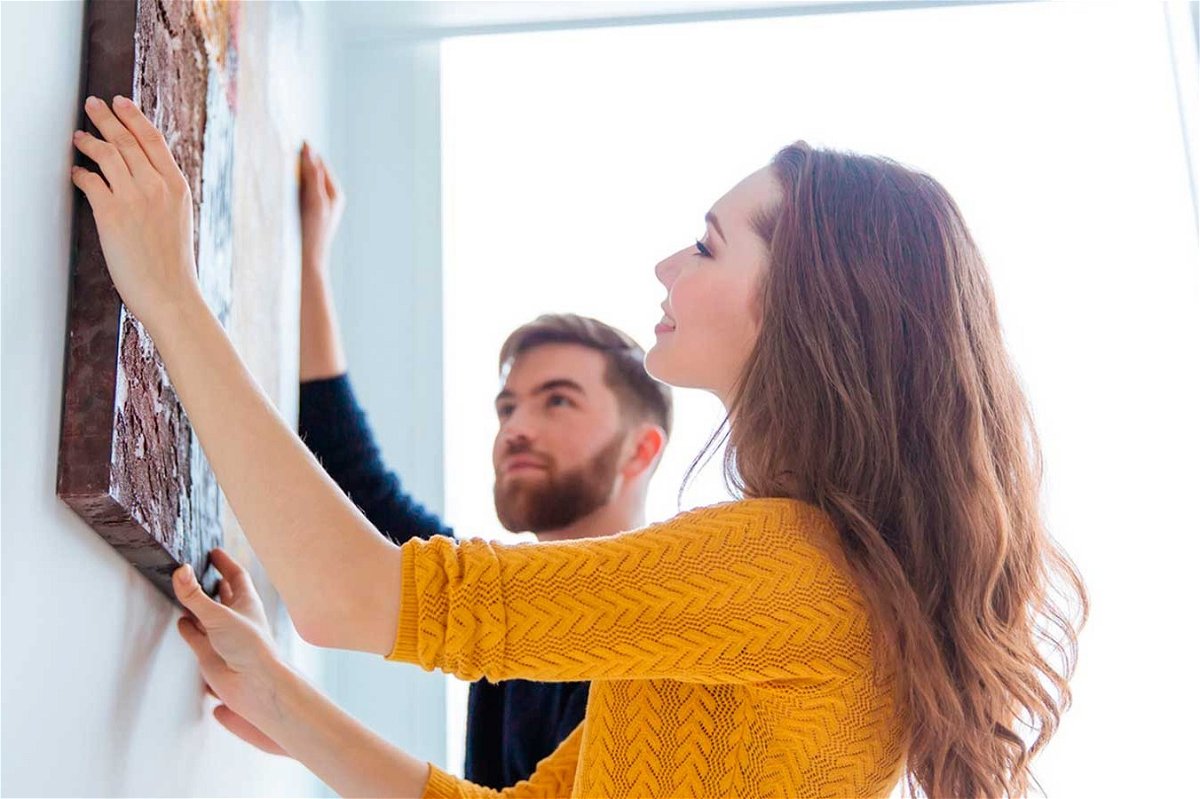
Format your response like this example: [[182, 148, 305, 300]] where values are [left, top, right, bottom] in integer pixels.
[[646, 166, 781, 407]]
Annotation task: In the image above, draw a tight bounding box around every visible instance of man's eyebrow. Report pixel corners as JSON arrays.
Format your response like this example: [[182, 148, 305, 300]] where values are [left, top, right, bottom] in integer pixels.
[[535, 378, 586, 396], [495, 379, 586, 404], [705, 211, 725, 242]]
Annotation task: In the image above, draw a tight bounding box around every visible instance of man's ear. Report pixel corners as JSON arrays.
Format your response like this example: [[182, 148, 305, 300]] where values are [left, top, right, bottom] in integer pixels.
[[621, 423, 667, 482]]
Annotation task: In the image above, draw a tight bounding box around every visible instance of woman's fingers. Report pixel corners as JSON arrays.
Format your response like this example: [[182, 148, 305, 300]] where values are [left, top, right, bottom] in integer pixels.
[[109, 95, 186, 185], [209, 548, 254, 597], [177, 616, 227, 676], [72, 130, 133, 197], [81, 96, 156, 188], [70, 165, 113, 214], [213, 704, 289, 756], [173, 563, 235, 630]]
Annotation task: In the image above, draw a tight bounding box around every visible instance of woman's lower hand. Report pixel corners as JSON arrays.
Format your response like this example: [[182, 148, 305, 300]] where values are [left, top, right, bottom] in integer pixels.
[[71, 95, 202, 329], [173, 548, 292, 751]]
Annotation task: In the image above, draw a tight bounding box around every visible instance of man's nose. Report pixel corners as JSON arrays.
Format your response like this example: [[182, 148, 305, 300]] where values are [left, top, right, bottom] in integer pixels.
[[500, 408, 537, 448]]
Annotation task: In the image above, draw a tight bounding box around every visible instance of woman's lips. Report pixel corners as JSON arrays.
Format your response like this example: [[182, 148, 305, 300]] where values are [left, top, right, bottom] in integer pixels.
[[655, 323, 675, 334]]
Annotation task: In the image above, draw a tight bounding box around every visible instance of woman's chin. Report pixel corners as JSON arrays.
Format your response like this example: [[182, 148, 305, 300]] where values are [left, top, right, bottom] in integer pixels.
[[645, 343, 691, 389]]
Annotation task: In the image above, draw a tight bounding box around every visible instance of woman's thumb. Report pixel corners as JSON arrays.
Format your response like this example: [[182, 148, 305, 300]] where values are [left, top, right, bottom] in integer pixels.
[[173, 564, 231, 628]]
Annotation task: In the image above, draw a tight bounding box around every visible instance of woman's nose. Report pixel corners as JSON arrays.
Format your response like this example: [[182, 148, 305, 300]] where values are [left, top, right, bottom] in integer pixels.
[[655, 253, 680, 287]]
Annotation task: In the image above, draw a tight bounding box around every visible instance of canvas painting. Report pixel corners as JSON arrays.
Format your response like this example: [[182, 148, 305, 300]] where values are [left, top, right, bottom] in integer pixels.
[[59, 0, 301, 625]]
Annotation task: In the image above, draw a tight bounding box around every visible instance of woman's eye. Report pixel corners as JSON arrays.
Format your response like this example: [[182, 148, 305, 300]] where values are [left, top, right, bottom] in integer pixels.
[[694, 239, 712, 258]]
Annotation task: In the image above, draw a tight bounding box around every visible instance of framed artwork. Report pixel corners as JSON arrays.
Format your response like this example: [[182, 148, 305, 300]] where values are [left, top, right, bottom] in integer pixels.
[[59, 0, 302, 625], [59, 0, 237, 602]]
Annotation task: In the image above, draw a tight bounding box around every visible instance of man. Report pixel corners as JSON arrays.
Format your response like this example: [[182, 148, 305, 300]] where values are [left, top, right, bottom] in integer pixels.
[[296, 142, 672, 788]]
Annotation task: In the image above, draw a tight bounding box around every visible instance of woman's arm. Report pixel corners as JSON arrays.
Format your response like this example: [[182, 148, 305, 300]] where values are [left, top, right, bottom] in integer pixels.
[[175, 546, 578, 799], [389, 501, 873, 685], [261, 659, 432, 797], [70, 96, 399, 653], [155, 297, 402, 652]]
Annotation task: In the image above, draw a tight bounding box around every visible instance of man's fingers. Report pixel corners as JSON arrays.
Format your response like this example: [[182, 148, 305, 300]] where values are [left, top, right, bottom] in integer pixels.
[[300, 141, 314, 176], [70, 165, 113, 213], [313, 157, 328, 195], [109, 95, 185, 184], [82, 96, 156, 187], [322, 162, 339, 201]]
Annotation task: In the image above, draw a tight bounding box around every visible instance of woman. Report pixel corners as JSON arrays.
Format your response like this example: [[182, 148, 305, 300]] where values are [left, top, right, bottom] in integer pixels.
[[70, 95, 1086, 798]]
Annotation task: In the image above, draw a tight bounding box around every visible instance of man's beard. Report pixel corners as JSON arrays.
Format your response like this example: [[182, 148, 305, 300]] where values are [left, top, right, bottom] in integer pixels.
[[493, 431, 626, 533]]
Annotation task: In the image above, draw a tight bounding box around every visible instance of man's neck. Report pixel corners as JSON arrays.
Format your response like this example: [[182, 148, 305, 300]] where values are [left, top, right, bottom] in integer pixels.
[[534, 498, 645, 542]]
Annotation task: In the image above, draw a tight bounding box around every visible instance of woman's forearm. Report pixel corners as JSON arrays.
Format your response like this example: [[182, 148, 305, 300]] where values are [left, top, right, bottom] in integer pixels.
[[146, 293, 401, 654], [262, 659, 431, 797]]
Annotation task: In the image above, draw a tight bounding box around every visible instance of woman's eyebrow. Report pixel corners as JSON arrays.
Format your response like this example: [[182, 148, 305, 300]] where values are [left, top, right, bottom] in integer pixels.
[[705, 211, 726, 242]]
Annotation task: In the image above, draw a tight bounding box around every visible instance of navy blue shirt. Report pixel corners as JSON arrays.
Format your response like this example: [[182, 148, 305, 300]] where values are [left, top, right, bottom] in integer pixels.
[[298, 374, 589, 789]]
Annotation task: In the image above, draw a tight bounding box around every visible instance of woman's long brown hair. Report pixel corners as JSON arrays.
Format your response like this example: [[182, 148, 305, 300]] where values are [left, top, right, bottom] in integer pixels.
[[704, 142, 1088, 797]]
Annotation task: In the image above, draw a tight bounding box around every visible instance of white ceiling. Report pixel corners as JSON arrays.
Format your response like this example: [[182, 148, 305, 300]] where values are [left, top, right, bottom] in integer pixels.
[[321, 0, 958, 43]]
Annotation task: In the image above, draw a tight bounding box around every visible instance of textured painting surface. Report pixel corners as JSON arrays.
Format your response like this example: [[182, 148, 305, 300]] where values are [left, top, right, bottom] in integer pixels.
[[222, 0, 307, 635], [59, 0, 239, 601]]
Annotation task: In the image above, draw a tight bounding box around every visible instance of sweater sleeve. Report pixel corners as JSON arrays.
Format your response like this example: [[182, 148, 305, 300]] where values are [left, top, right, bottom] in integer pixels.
[[298, 374, 453, 545], [422, 722, 582, 799], [385, 500, 873, 684]]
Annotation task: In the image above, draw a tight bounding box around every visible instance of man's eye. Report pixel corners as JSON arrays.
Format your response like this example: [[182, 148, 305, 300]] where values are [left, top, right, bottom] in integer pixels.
[[694, 239, 712, 257], [497, 405, 514, 419], [547, 394, 572, 408]]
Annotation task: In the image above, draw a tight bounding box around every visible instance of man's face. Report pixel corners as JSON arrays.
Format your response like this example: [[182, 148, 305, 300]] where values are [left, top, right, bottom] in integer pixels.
[[492, 343, 627, 533]]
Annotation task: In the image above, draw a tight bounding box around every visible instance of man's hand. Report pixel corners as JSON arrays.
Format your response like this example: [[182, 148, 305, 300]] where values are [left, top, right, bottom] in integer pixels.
[[299, 141, 345, 274], [298, 142, 349, 380]]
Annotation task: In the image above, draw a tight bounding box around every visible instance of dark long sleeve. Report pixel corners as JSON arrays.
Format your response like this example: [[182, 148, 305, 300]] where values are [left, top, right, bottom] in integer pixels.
[[299, 373, 453, 545]]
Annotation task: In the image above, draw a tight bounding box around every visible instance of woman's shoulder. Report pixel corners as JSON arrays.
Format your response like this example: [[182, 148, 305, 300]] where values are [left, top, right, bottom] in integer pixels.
[[659, 497, 843, 551], [668, 495, 832, 526], [651, 498, 864, 603]]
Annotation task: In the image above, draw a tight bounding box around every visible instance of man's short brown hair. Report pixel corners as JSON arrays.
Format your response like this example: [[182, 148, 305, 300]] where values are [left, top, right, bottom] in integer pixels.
[[498, 313, 673, 437]]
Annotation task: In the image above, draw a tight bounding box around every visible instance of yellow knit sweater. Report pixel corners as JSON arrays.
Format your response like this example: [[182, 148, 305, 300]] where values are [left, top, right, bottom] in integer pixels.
[[385, 497, 907, 798]]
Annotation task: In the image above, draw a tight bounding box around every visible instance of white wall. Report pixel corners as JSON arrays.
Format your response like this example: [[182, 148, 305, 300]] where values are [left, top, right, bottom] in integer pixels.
[[0, 2, 328, 795], [317, 35, 450, 784]]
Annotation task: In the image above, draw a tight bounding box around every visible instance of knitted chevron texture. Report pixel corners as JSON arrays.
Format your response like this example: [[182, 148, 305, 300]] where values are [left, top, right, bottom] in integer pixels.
[[386, 497, 908, 798]]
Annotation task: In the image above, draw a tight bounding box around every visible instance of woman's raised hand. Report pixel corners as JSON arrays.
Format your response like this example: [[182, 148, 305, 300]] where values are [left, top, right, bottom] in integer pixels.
[[71, 96, 202, 330]]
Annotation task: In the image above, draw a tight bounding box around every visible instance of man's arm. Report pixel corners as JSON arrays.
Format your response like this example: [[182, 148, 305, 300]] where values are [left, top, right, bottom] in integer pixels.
[[298, 143, 453, 545], [298, 140, 347, 382], [299, 377, 453, 544]]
